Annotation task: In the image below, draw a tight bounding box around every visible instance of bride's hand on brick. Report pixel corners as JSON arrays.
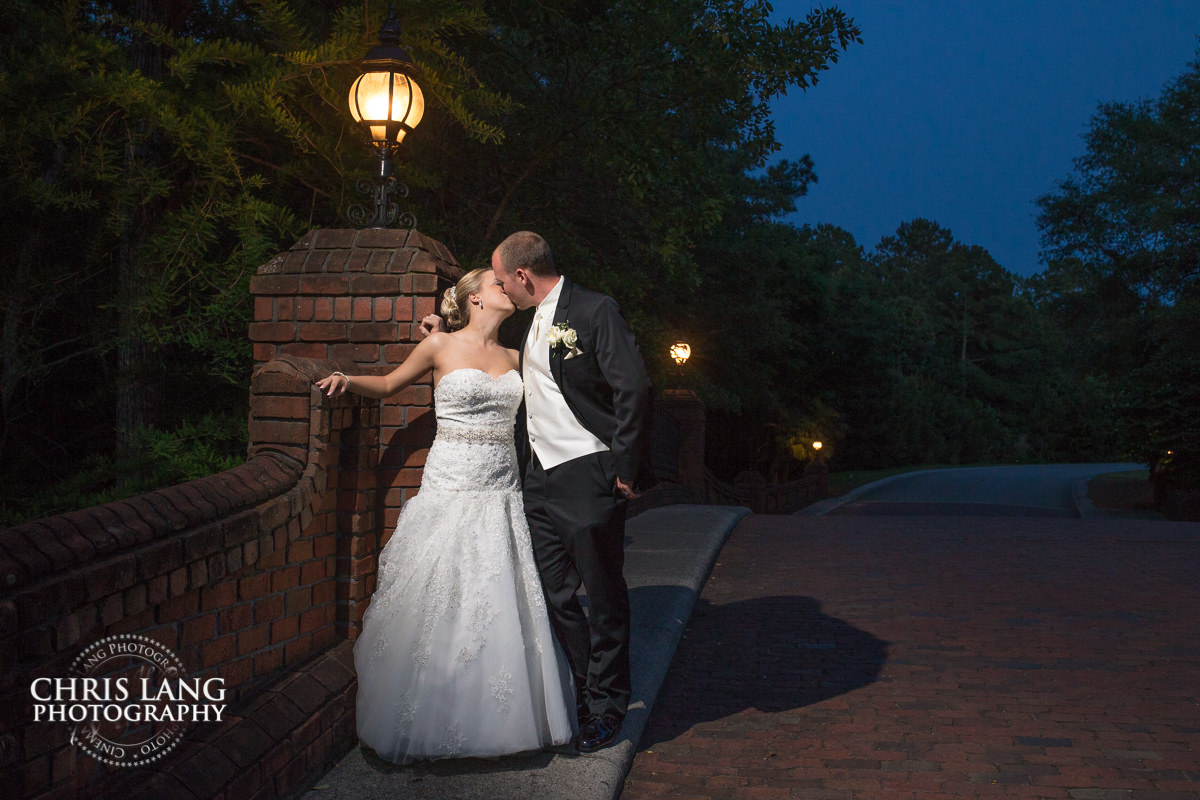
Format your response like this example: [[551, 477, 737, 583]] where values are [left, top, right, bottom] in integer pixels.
[[315, 372, 349, 396]]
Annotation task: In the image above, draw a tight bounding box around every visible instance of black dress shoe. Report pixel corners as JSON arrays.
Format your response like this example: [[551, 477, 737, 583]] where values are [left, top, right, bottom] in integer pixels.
[[578, 715, 621, 753]]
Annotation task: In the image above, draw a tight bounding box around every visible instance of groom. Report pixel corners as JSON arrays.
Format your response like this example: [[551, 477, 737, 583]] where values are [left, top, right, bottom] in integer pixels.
[[492, 231, 650, 753]]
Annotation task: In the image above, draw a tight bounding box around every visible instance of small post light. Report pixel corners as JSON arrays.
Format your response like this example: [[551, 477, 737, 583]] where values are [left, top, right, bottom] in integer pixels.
[[669, 340, 691, 367], [346, 9, 424, 228], [812, 441, 823, 452]]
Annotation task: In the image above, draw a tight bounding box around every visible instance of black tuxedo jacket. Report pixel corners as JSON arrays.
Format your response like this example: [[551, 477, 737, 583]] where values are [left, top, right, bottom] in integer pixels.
[[516, 277, 651, 484]]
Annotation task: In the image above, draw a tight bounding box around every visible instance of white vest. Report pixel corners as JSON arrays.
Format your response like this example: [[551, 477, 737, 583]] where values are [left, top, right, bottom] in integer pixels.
[[523, 277, 608, 469]]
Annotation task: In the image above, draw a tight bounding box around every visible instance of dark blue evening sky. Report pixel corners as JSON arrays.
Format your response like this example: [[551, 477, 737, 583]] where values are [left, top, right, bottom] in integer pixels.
[[769, 1, 1200, 276]]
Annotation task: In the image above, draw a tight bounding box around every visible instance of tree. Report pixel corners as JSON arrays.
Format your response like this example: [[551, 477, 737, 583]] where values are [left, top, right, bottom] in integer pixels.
[[1038, 50, 1200, 303], [418, 1, 861, 310], [754, 216, 1110, 471], [0, 0, 505, 514], [854, 220, 1053, 465], [1037, 48, 1200, 482]]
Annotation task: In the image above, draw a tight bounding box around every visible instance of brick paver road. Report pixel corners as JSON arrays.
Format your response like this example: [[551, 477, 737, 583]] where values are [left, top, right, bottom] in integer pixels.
[[621, 514, 1200, 800]]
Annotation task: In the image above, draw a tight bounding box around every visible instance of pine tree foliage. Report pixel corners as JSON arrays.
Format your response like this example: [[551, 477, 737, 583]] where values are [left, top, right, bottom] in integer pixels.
[[1037, 48, 1200, 484], [417, 0, 861, 311], [0, 0, 508, 516]]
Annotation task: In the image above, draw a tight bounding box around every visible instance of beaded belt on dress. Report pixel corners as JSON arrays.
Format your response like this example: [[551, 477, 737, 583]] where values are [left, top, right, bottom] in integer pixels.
[[437, 424, 511, 444]]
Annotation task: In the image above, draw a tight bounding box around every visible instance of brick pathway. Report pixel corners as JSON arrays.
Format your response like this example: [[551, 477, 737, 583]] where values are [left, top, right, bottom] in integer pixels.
[[620, 514, 1200, 800]]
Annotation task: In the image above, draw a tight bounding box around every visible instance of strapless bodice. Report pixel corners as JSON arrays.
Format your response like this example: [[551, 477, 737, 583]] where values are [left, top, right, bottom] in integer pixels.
[[420, 368, 522, 493]]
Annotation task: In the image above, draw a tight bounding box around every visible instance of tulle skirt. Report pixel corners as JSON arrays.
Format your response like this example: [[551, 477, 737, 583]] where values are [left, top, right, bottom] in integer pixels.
[[353, 486, 575, 763]]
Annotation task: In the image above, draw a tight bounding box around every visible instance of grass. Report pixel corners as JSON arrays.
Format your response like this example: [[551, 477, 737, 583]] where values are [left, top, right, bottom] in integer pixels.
[[1086, 469, 1155, 511], [827, 464, 971, 496]]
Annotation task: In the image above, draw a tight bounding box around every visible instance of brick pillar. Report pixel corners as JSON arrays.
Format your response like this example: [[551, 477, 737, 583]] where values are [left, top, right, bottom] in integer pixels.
[[249, 228, 461, 636], [804, 457, 830, 498], [250, 228, 459, 368], [655, 389, 707, 501]]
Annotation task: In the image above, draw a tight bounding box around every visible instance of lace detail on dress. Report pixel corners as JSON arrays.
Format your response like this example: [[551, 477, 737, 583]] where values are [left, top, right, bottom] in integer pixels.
[[441, 724, 466, 757], [396, 693, 417, 727], [455, 601, 498, 665], [490, 668, 514, 713], [413, 556, 464, 666], [352, 368, 575, 764], [418, 370, 523, 494]]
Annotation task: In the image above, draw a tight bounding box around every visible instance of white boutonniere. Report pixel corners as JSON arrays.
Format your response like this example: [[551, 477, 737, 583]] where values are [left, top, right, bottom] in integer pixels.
[[547, 322, 582, 358]]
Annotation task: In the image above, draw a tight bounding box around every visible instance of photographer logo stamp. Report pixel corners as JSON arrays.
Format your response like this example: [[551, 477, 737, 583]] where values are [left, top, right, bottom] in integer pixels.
[[29, 634, 225, 768]]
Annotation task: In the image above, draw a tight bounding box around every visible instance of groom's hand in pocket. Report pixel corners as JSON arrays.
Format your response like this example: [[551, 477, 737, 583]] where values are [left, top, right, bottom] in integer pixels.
[[614, 476, 637, 500]]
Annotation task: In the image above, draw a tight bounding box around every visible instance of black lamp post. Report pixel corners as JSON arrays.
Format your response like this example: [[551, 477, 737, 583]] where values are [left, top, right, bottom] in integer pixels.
[[346, 10, 424, 228]]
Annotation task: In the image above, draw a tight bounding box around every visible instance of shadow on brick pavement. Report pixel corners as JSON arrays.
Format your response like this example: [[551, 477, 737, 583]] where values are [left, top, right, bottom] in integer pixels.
[[636, 595, 887, 749], [621, 513, 1200, 800]]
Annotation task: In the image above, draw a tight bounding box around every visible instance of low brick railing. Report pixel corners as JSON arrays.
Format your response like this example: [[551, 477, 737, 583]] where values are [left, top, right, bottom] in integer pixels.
[[0, 225, 458, 798], [756, 473, 828, 513], [0, 354, 415, 800], [703, 466, 828, 514]]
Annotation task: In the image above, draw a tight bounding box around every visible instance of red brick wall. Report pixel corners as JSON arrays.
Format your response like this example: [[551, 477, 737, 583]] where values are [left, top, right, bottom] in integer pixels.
[[250, 228, 458, 533], [0, 229, 460, 800]]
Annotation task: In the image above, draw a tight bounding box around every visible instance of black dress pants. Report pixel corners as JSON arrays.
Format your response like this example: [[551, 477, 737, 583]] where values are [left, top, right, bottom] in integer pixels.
[[523, 450, 630, 722]]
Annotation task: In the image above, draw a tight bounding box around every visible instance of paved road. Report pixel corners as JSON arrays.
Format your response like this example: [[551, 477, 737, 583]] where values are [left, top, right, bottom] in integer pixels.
[[621, 512, 1200, 800], [621, 467, 1199, 800], [818, 463, 1142, 518]]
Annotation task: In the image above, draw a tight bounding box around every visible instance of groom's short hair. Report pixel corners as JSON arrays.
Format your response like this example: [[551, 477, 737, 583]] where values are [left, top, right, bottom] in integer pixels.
[[496, 231, 557, 278]]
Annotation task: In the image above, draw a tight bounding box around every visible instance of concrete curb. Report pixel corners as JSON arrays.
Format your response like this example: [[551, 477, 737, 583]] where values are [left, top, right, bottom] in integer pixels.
[[1072, 477, 1099, 519], [302, 504, 750, 800]]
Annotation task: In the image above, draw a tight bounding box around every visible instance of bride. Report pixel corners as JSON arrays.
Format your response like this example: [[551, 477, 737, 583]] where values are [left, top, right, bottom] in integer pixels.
[[316, 267, 575, 763]]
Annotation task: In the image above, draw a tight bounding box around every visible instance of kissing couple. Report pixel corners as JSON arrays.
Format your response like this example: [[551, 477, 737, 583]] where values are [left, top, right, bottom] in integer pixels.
[[316, 230, 651, 761]]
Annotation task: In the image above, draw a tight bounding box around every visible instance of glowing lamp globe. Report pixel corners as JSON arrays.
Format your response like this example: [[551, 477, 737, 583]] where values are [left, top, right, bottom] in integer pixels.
[[344, 10, 424, 228], [347, 16, 424, 148], [670, 341, 692, 366]]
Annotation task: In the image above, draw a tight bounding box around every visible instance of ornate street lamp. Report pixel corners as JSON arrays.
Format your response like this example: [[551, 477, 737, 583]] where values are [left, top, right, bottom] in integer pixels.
[[346, 10, 424, 228], [669, 340, 691, 367]]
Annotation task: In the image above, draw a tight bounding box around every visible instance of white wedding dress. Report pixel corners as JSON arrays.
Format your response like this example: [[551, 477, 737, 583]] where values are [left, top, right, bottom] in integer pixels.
[[353, 368, 575, 763]]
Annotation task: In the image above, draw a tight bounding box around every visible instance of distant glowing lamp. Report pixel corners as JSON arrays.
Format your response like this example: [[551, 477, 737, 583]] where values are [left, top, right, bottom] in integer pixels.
[[669, 341, 692, 366], [812, 441, 823, 451]]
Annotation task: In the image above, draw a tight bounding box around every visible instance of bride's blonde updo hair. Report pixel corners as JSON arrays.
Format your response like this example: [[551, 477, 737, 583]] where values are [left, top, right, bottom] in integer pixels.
[[440, 268, 490, 330]]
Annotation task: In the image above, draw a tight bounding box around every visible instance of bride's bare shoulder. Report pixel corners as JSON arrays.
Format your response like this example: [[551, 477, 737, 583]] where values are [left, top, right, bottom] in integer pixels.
[[419, 331, 455, 352]]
